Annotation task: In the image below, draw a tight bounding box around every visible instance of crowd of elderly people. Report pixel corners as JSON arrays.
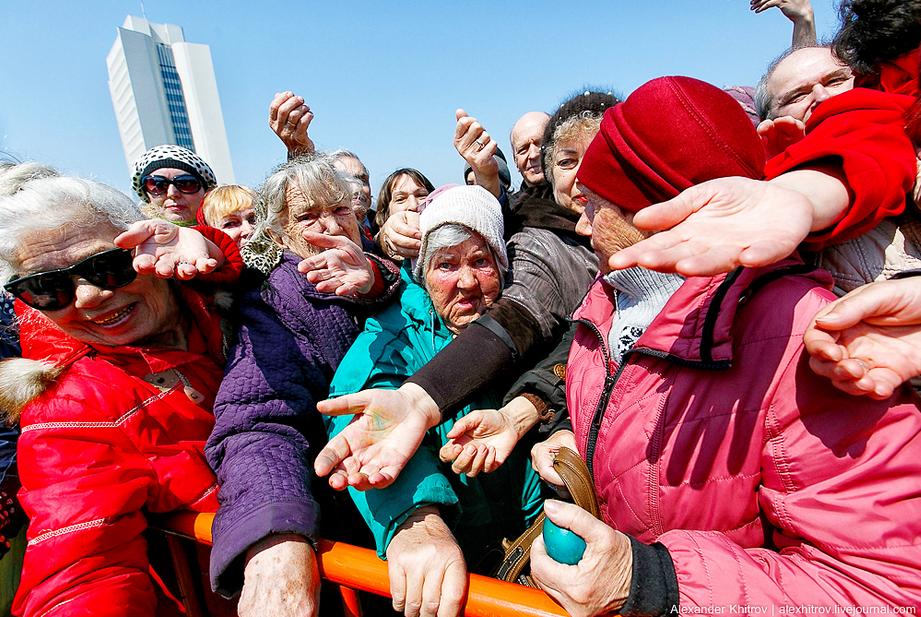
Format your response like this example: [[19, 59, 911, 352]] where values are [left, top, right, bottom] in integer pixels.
[[2, 0, 921, 616]]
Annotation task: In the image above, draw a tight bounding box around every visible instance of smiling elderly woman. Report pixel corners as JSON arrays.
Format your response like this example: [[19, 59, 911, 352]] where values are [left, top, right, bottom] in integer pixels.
[[204, 153, 398, 617], [327, 185, 543, 617], [0, 171, 240, 617]]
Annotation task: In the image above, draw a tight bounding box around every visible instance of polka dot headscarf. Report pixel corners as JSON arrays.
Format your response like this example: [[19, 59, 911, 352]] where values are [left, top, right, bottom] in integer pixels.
[[131, 144, 217, 201]]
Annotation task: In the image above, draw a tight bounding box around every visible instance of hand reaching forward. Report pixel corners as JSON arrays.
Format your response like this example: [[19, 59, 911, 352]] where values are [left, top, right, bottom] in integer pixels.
[[314, 384, 441, 490], [757, 116, 806, 159], [453, 108, 500, 197], [531, 500, 632, 617], [378, 210, 422, 260], [297, 230, 373, 296], [115, 220, 221, 280], [804, 277, 921, 399], [386, 506, 467, 617], [269, 91, 315, 157], [608, 176, 814, 276], [439, 396, 541, 476]]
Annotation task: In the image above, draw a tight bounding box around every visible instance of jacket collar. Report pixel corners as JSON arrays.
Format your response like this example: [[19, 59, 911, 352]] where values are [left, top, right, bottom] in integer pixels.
[[573, 258, 830, 367], [15, 282, 225, 371]]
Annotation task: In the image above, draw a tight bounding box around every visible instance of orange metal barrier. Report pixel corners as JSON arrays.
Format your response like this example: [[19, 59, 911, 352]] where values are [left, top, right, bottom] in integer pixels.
[[160, 511, 567, 617]]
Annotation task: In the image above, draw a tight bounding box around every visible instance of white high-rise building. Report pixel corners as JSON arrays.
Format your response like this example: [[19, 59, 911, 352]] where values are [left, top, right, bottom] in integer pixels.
[[107, 16, 234, 182]]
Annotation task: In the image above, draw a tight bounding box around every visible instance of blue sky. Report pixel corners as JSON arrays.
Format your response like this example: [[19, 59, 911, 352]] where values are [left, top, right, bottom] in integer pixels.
[[1, 1, 841, 199]]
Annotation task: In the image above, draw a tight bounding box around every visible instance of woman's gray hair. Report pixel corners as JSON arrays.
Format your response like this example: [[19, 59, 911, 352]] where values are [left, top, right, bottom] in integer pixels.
[[257, 152, 352, 244], [417, 223, 503, 291], [0, 175, 142, 284], [0, 161, 59, 196]]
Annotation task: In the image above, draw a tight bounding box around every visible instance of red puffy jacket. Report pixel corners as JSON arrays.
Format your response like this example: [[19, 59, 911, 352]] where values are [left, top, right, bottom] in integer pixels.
[[568, 262, 921, 610], [8, 284, 225, 617]]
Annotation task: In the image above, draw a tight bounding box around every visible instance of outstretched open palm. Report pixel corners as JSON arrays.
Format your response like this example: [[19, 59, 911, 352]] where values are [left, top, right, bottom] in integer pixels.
[[610, 176, 813, 276], [805, 277, 921, 398], [315, 387, 438, 490]]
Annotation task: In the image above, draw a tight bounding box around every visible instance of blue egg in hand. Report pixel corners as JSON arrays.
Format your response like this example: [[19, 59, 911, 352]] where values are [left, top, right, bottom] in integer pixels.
[[542, 517, 586, 565]]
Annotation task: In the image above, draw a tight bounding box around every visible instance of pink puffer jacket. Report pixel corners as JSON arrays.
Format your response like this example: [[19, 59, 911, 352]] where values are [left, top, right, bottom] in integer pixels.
[[567, 261, 921, 610]]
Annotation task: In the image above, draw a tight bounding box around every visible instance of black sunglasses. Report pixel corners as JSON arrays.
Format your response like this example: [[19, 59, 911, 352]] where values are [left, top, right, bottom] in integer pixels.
[[4, 248, 137, 311], [141, 174, 203, 196]]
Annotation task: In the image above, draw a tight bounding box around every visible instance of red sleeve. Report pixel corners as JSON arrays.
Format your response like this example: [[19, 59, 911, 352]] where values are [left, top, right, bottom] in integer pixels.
[[194, 225, 244, 284], [360, 258, 387, 298], [13, 413, 158, 616], [764, 88, 917, 248]]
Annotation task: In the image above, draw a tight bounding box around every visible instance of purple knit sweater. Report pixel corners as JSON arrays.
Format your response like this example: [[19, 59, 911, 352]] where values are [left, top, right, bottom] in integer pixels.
[[205, 252, 387, 596]]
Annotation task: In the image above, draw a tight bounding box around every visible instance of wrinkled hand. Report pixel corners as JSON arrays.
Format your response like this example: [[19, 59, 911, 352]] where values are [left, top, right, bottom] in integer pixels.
[[757, 116, 806, 159], [530, 430, 578, 491], [750, 0, 813, 20], [439, 409, 515, 476], [269, 91, 315, 157], [453, 108, 500, 197], [386, 506, 467, 617], [298, 230, 374, 296], [805, 277, 921, 398], [240, 535, 319, 617], [439, 396, 540, 476], [378, 210, 422, 260], [115, 220, 221, 280], [609, 176, 814, 276], [315, 383, 441, 490], [531, 500, 632, 617]]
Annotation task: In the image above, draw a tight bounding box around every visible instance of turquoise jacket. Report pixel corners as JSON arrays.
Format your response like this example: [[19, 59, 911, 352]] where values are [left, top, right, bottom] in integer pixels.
[[328, 269, 543, 566]]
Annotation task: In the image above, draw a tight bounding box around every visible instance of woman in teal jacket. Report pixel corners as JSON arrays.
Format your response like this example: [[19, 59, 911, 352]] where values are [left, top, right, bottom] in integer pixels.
[[327, 185, 543, 616]]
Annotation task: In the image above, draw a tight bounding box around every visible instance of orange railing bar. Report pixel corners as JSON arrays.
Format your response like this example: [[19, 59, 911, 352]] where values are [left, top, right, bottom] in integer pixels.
[[161, 512, 567, 617]]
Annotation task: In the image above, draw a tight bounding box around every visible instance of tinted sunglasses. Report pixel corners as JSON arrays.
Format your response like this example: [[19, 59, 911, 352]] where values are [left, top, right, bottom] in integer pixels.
[[4, 248, 137, 311], [141, 174, 203, 196]]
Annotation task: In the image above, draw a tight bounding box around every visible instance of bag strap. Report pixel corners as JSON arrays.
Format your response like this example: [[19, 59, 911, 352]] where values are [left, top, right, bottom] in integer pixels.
[[494, 446, 599, 587]]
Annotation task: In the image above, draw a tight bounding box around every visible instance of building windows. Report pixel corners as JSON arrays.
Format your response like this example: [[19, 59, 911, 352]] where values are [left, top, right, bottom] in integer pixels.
[[156, 44, 195, 151]]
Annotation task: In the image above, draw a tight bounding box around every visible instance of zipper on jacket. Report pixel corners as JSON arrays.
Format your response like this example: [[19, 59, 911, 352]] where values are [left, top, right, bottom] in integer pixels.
[[572, 317, 624, 477]]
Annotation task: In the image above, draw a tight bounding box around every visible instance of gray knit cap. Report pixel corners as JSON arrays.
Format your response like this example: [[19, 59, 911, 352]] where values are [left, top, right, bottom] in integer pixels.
[[414, 184, 507, 281], [131, 144, 217, 201]]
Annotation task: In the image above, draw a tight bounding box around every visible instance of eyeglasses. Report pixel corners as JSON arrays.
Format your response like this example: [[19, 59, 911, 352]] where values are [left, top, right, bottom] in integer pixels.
[[141, 174, 203, 196], [4, 248, 137, 311]]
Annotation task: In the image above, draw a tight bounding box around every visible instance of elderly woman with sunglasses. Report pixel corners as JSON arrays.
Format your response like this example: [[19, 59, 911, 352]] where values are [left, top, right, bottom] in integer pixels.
[[204, 153, 399, 617], [132, 144, 218, 225], [0, 170, 242, 617]]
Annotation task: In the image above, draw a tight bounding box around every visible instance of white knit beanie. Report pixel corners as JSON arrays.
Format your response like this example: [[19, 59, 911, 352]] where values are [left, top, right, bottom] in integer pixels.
[[414, 184, 507, 281]]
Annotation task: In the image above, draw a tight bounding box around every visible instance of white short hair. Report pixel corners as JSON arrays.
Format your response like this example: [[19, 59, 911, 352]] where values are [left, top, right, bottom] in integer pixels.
[[0, 176, 142, 284]]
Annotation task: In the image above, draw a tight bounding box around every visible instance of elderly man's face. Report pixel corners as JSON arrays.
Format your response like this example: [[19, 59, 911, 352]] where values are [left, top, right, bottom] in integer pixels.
[[766, 47, 854, 122], [425, 232, 501, 334], [281, 185, 362, 259], [510, 112, 550, 186], [575, 185, 647, 274], [332, 156, 372, 221]]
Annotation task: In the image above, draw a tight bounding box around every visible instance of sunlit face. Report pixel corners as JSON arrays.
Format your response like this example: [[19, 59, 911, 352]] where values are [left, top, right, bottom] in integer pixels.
[[575, 185, 647, 274], [767, 47, 854, 122], [333, 156, 372, 221], [145, 167, 206, 223], [511, 112, 549, 186], [280, 185, 362, 259], [388, 175, 430, 216], [550, 133, 595, 215], [217, 207, 257, 247], [424, 233, 501, 334], [14, 223, 177, 348]]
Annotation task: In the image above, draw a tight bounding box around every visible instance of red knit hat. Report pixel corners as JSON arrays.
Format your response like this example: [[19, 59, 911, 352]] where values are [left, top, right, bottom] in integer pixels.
[[577, 76, 765, 213]]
